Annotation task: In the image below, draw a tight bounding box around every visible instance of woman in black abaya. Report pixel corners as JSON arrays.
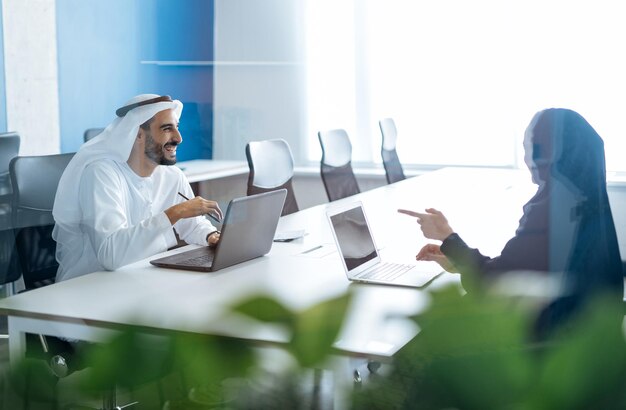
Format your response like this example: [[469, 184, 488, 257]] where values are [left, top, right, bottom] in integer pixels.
[[400, 108, 623, 334]]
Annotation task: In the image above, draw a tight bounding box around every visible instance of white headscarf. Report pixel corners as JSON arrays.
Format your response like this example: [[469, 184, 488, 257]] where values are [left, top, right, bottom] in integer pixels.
[[53, 93, 183, 237]]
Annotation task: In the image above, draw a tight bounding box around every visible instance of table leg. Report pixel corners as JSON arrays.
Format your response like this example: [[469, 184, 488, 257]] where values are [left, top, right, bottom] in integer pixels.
[[7, 316, 26, 370]]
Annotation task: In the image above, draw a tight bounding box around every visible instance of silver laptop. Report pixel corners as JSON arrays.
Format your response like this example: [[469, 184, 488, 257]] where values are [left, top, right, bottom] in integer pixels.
[[150, 189, 287, 272], [326, 201, 442, 287]]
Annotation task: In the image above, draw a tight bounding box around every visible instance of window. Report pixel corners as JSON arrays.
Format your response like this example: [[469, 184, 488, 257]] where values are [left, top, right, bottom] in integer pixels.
[[305, 0, 626, 172]]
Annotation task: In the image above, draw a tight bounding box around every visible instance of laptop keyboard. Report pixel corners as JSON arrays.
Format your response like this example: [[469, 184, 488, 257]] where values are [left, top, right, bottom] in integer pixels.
[[356, 262, 413, 281], [182, 253, 215, 267]]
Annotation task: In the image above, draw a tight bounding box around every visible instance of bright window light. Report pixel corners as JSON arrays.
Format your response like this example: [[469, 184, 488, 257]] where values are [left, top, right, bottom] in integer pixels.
[[305, 0, 358, 163], [306, 0, 626, 172]]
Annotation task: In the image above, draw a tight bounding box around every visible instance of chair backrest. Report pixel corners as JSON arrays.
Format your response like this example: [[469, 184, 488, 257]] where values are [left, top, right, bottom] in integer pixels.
[[379, 118, 406, 184], [0, 132, 20, 222], [0, 132, 20, 177], [318, 129, 360, 201], [0, 132, 20, 198], [83, 128, 104, 142], [245, 139, 299, 216], [9, 153, 75, 289], [0, 133, 21, 286]]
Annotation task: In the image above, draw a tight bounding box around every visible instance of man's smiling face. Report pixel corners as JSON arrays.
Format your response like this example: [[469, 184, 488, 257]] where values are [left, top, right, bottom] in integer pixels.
[[142, 108, 182, 166]]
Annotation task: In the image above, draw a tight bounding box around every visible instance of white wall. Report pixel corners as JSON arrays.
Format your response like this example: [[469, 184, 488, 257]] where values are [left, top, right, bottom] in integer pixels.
[[212, 0, 308, 163], [2, 0, 60, 155]]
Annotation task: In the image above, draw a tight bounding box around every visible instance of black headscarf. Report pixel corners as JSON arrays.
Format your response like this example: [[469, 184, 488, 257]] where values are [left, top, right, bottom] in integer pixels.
[[527, 108, 622, 336], [528, 108, 622, 292]]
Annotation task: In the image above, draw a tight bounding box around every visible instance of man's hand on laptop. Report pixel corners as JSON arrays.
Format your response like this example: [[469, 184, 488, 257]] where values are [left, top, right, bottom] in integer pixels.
[[166, 196, 223, 225], [207, 231, 221, 247]]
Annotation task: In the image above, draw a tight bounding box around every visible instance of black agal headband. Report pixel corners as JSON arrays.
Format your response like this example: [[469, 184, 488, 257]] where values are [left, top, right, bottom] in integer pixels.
[[115, 95, 174, 117]]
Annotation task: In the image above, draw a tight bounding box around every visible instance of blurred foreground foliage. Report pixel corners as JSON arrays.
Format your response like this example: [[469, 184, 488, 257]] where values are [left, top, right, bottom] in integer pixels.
[[3, 285, 626, 409], [353, 285, 626, 410], [3, 292, 351, 409]]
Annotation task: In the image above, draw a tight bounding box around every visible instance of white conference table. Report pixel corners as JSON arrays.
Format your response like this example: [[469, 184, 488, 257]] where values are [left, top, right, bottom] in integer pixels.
[[0, 167, 536, 366]]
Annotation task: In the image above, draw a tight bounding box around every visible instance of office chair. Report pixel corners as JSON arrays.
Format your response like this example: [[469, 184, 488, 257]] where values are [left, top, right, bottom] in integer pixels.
[[84, 127, 105, 142], [379, 118, 406, 184], [245, 139, 299, 216], [317, 129, 361, 202], [0, 132, 20, 340], [10, 153, 74, 290], [0, 132, 20, 200], [10, 153, 139, 409], [10, 153, 122, 405], [10, 153, 74, 397]]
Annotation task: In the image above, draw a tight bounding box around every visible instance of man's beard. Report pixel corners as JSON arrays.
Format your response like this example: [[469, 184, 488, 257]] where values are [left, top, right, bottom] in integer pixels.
[[144, 130, 178, 166]]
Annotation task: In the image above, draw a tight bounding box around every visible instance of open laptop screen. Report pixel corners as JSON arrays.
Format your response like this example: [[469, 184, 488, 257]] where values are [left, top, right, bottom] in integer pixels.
[[329, 205, 378, 271]]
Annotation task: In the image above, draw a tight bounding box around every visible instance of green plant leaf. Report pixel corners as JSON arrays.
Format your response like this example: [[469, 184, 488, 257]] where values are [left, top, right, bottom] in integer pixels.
[[232, 296, 294, 325], [291, 293, 351, 368], [387, 285, 534, 409], [82, 329, 176, 391], [532, 294, 626, 409], [172, 333, 255, 387]]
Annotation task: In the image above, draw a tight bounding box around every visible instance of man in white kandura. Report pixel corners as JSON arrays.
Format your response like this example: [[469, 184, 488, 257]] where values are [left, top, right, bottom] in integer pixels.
[[53, 94, 223, 282]]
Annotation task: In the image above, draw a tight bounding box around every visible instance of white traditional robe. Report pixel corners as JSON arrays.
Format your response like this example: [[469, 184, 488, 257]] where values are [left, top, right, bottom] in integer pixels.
[[55, 159, 216, 282], [52, 94, 220, 281]]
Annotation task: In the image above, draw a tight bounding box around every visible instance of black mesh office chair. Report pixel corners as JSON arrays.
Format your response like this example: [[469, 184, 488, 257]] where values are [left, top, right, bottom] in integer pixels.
[[83, 127, 105, 142], [10, 153, 74, 290], [0, 132, 20, 201], [10, 153, 75, 397], [0, 132, 20, 341], [317, 129, 361, 202], [10, 153, 137, 409], [379, 118, 406, 184], [245, 139, 299, 216]]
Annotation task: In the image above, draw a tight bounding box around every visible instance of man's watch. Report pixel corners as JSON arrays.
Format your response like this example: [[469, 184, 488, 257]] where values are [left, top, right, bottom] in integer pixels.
[[207, 230, 221, 244]]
